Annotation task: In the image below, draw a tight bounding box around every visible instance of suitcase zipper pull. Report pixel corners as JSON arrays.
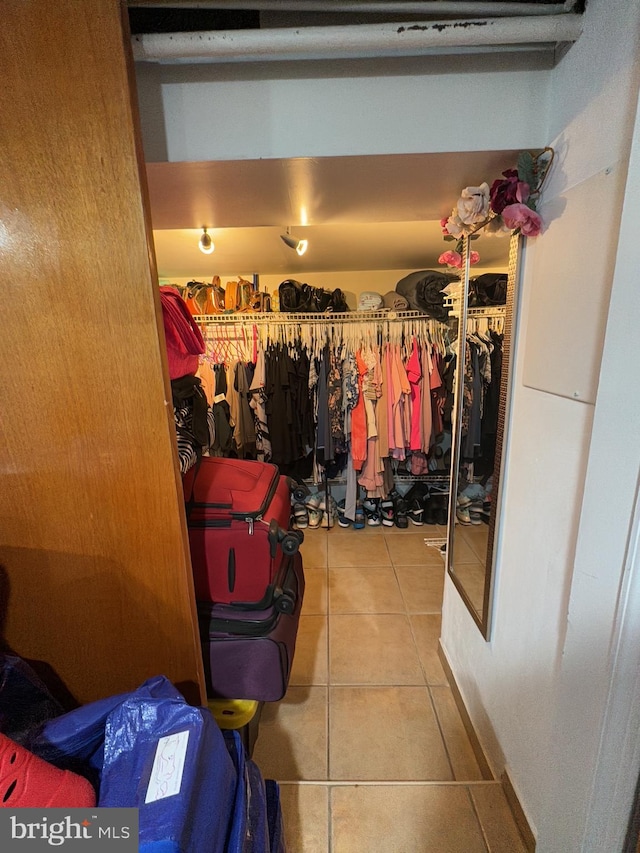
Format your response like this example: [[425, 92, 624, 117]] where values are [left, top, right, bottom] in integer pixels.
[[246, 517, 254, 535]]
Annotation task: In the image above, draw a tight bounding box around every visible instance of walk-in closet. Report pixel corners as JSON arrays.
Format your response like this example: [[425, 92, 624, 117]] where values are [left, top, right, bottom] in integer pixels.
[[6, 2, 638, 852]]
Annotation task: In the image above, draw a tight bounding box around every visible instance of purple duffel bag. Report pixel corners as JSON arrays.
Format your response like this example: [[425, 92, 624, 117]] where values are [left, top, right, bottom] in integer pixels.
[[198, 553, 304, 703]]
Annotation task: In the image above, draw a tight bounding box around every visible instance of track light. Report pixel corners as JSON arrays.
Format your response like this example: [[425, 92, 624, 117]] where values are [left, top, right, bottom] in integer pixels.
[[280, 227, 308, 256], [198, 226, 214, 255]]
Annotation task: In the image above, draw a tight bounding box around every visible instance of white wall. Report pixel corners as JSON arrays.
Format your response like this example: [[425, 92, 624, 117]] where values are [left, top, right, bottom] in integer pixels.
[[441, 2, 640, 850], [136, 54, 551, 163]]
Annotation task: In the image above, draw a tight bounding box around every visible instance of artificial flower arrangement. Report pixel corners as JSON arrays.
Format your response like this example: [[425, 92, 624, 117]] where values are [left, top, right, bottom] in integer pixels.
[[438, 148, 554, 269]]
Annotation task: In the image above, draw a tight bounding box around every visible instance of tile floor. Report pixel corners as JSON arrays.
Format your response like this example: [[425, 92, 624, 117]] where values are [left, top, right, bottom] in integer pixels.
[[252, 523, 528, 852]]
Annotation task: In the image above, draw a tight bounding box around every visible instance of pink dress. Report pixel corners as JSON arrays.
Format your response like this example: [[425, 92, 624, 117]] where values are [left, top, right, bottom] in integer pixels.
[[406, 338, 422, 452]]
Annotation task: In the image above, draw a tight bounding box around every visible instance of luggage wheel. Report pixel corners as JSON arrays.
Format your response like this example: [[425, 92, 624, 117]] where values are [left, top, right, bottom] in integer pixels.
[[275, 591, 295, 615], [287, 478, 311, 503], [268, 519, 302, 558], [281, 532, 301, 556]]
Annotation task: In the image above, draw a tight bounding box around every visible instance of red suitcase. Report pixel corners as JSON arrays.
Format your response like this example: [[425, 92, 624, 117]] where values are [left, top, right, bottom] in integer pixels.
[[185, 457, 301, 605]]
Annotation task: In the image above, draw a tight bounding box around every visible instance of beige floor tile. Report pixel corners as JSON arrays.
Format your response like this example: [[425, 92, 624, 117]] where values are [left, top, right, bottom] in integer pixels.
[[328, 566, 405, 614], [331, 785, 487, 853], [300, 530, 328, 568], [410, 614, 448, 684], [430, 685, 485, 781], [279, 783, 329, 853], [290, 615, 328, 686], [331, 522, 384, 534], [385, 533, 446, 566], [381, 524, 412, 535], [252, 686, 328, 781], [395, 564, 445, 613], [330, 614, 424, 685], [328, 534, 391, 568], [469, 784, 529, 853], [301, 567, 327, 615], [329, 686, 452, 780]]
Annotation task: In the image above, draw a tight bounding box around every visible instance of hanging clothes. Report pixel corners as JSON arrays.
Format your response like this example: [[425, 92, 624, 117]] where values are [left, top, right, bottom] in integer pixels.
[[406, 337, 423, 452], [249, 347, 272, 462], [233, 360, 256, 458], [193, 311, 468, 496], [350, 351, 368, 471]]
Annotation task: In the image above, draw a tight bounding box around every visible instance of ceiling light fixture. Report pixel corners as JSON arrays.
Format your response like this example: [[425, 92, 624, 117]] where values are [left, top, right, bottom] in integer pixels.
[[198, 226, 214, 255], [280, 227, 308, 257]]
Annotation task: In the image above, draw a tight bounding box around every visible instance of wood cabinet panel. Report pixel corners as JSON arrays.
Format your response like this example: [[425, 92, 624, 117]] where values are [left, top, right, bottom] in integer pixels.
[[0, 0, 205, 704]]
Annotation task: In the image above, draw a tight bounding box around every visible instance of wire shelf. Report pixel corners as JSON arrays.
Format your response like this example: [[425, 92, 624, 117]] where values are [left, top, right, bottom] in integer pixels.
[[193, 309, 439, 325]]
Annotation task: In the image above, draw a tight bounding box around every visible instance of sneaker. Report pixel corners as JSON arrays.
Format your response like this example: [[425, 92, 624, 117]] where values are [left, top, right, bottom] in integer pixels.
[[336, 499, 351, 528], [321, 497, 338, 528], [468, 511, 483, 526], [363, 498, 381, 526], [293, 502, 308, 529], [407, 498, 424, 526], [353, 504, 365, 529], [380, 499, 395, 527], [456, 506, 472, 525], [305, 493, 323, 529]]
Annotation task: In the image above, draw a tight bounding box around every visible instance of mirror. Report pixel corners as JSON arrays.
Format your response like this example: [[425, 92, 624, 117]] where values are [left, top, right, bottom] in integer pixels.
[[446, 232, 521, 637]]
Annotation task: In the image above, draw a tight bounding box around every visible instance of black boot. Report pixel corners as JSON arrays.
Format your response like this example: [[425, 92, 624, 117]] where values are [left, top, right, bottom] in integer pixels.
[[390, 490, 409, 529], [422, 495, 437, 525], [435, 495, 448, 526]]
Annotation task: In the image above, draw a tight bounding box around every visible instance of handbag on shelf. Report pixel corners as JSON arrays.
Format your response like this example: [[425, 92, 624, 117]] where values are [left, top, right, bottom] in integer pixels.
[[184, 279, 225, 316], [246, 291, 272, 312], [278, 279, 348, 313], [225, 278, 253, 312], [468, 273, 507, 307]]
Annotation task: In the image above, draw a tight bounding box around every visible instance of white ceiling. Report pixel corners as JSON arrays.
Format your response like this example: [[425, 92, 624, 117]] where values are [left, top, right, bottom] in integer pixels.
[[147, 150, 520, 277]]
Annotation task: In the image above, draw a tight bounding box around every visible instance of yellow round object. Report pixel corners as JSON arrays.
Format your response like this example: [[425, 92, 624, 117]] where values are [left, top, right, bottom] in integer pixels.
[[207, 698, 259, 730]]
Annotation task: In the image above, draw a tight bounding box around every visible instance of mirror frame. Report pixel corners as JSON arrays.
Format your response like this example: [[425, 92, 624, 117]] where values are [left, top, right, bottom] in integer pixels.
[[446, 232, 522, 638]]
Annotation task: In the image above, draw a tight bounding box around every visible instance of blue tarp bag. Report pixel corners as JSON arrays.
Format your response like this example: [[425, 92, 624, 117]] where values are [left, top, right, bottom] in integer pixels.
[[223, 730, 270, 853], [24, 675, 181, 785], [265, 780, 286, 853], [99, 693, 236, 853]]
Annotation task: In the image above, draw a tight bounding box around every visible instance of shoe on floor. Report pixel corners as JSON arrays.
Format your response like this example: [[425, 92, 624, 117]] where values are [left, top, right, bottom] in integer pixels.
[[321, 497, 338, 528], [456, 506, 472, 525], [336, 498, 351, 528], [305, 493, 324, 528], [293, 502, 308, 529], [407, 498, 424, 526], [390, 491, 408, 529], [353, 504, 365, 530], [363, 498, 381, 526], [434, 496, 448, 526], [380, 499, 395, 527], [422, 496, 437, 525]]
